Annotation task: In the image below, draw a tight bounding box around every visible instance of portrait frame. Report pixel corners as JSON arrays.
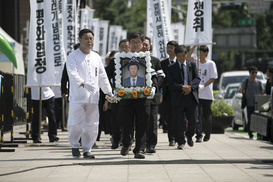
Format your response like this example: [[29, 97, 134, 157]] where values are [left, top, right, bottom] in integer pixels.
[[114, 51, 153, 99]]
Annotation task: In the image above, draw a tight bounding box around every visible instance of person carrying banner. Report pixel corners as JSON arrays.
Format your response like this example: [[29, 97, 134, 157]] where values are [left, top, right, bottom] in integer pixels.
[[31, 87, 59, 143], [66, 29, 115, 159], [142, 36, 165, 153], [167, 45, 200, 150], [188, 45, 218, 142], [160, 40, 179, 146]]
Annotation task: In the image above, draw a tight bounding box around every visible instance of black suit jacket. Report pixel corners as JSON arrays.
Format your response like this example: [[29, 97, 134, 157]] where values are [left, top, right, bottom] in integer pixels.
[[150, 56, 163, 104], [167, 60, 200, 107], [161, 58, 172, 100]]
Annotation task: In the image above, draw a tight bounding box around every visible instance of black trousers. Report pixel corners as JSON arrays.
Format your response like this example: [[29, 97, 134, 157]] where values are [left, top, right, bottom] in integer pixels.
[[54, 98, 62, 129], [119, 98, 149, 153], [31, 97, 57, 140], [160, 98, 176, 142], [111, 103, 121, 143], [146, 101, 159, 148], [172, 95, 198, 145], [195, 99, 212, 138]]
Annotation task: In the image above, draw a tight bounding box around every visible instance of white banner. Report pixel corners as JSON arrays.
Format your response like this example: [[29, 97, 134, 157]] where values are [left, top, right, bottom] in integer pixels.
[[91, 18, 100, 53], [120, 29, 127, 42], [184, 0, 212, 46], [87, 7, 95, 29], [27, 0, 56, 87], [108, 25, 122, 52], [151, 0, 173, 61], [98, 20, 109, 57], [51, 0, 65, 85], [62, 0, 77, 56], [79, 8, 89, 30], [171, 22, 185, 44]]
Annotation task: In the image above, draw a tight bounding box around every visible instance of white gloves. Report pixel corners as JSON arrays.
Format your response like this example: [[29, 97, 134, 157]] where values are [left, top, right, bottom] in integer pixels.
[[199, 84, 205, 91], [147, 87, 156, 99], [84, 83, 96, 93], [105, 93, 121, 103]]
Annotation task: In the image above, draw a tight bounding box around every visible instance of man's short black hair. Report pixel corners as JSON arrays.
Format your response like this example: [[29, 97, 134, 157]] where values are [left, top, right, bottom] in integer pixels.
[[174, 45, 188, 55], [79, 29, 94, 38], [248, 66, 258, 72], [128, 32, 144, 42], [127, 62, 139, 70], [167, 40, 179, 47], [119, 39, 129, 47], [200, 45, 209, 53]]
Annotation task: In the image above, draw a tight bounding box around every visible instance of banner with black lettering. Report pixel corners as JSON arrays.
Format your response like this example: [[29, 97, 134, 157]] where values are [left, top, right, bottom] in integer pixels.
[[171, 22, 185, 44], [91, 18, 100, 53], [62, 0, 77, 56], [51, 0, 65, 85], [98, 20, 109, 56], [184, 0, 212, 45], [151, 0, 173, 61], [108, 25, 122, 52], [27, 0, 56, 87]]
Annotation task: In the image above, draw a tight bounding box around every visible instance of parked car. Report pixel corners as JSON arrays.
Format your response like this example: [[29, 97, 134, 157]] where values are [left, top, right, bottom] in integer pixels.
[[230, 87, 248, 131], [218, 70, 266, 91], [222, 83, 240, 106]]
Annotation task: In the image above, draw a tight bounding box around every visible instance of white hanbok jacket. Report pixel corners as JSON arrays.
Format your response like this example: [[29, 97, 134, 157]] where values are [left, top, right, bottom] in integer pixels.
[[66, 49, 112, 104]]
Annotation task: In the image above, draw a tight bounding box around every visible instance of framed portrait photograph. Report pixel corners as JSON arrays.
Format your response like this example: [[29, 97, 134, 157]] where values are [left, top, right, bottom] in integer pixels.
[[114, 51, 153, 99]]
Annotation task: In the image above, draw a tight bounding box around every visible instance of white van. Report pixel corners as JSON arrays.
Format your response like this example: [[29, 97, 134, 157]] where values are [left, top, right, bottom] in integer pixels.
[[218, 70, 266, 90]]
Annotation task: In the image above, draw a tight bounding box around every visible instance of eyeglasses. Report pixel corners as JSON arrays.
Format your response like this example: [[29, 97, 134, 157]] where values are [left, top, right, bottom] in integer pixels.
[[81, 37, 94, 41], [130, 40, 142, 45], [120, 45, 130, 49], [251, 71, 258, 74]]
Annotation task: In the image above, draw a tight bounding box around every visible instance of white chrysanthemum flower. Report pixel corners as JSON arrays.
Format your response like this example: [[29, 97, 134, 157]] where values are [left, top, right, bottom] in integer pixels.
[[128, 52, 133, 57], [116, 69, 121, 75], [146, 74, 151, 80], [139, 52, 144, 57], [121, 52, 126, 57], [146, 80, 152, 87], [144, 51, 150, 57]]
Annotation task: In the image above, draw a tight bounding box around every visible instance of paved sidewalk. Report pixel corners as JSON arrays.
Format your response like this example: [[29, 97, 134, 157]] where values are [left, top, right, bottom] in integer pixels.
[[0, 125, 273, 182]]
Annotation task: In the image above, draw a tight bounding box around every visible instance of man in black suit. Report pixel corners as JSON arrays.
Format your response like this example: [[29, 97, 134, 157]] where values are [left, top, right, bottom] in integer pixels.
[[160, 40, 178, 146], [118, 32, 158, 159], [167, 45, 200, 149], [142, 36, 165, 154]]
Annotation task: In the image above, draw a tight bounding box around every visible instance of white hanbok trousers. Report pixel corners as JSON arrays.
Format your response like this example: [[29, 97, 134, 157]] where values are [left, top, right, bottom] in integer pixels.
[[68, 103, 99, 153]]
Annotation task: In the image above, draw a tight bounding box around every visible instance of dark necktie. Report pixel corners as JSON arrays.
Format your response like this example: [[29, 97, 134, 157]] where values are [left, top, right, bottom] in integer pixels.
[[132, 78, 136, 86]]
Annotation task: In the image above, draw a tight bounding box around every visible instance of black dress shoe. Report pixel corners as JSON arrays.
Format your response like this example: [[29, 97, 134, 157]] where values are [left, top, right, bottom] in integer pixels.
[[72, 148, 81, 158], [169, 140, 175, 146], [121, 146, 130, 156], [111, 142, 119, 149], [49, 137, 59, 142], [186, 136, 194, 147], [196, 138, 202, 143], [146, 147, 156, 153], [33, 139, 42, 143], [203, 134, 210, 142], [83, 152, 95, 159], [134, 151, 145, 159]]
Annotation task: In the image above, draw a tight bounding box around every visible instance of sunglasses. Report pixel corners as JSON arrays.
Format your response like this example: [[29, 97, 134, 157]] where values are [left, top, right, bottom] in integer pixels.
[[251, 71, 258, 74]]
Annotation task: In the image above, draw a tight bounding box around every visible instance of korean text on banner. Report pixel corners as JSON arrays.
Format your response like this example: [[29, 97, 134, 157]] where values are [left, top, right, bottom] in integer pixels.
[[184, 0, 212, 46], [62, 0, 77, 56], [27, 0, 56, 87], [51, 0, 65, 85], [151, 0, 173, 61]]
